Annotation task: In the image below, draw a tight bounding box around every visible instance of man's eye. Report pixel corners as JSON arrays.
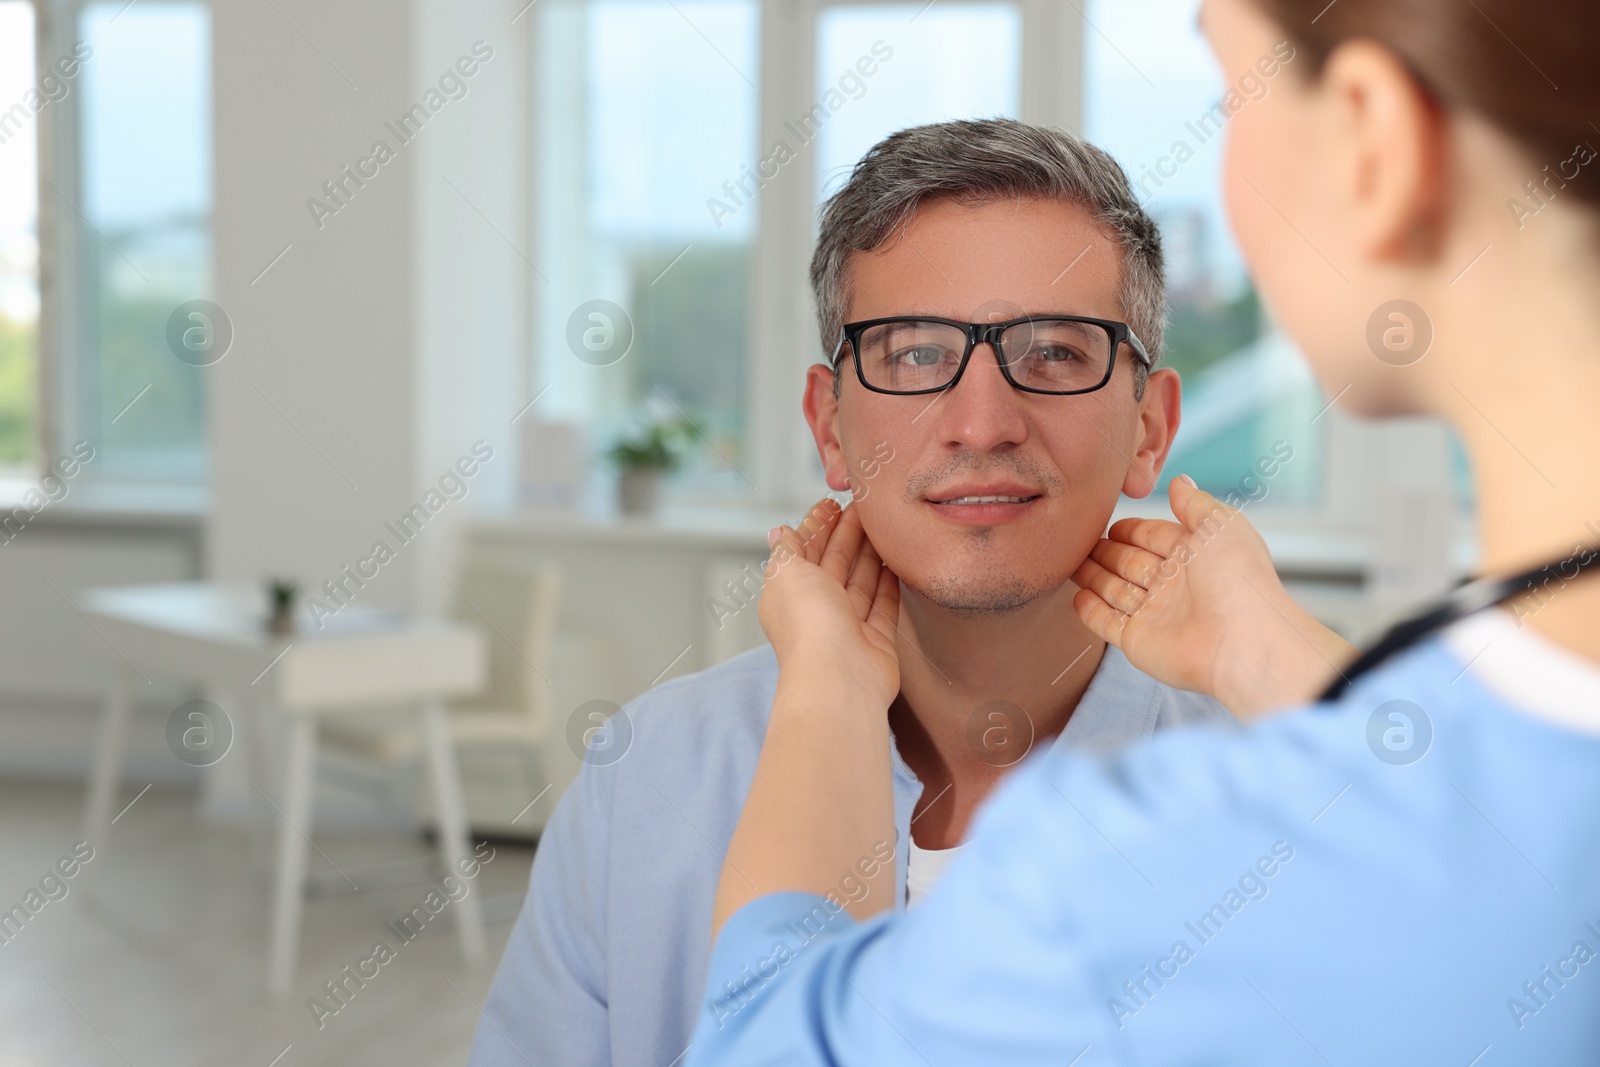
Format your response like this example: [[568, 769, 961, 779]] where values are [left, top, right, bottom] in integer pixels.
[[1028, 345, 1081, 363], [891, 346, 949, 367]]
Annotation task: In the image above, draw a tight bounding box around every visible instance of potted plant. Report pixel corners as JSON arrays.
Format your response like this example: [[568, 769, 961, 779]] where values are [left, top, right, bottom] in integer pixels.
[[266, 578, 298, 635], [607, 420, 686, 515]]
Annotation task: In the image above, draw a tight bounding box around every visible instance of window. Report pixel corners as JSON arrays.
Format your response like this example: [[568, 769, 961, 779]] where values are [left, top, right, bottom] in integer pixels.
[[0, 1, 40, 467], [5, 0, 214, 486], [811, 3, 1022, 206], [532, 0, 760, 493], [62, 0, 213, 482], [1084, 0, 1324, 511]]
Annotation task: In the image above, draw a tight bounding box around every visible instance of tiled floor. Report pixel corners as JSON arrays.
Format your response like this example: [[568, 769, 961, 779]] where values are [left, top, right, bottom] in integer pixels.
[[0, 779, 535, 1067]]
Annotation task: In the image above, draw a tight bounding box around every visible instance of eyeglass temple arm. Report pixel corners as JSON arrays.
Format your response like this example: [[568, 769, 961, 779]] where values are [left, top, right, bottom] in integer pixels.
[[829, 333, 849, 367], [1125, 331, 1153, 367]]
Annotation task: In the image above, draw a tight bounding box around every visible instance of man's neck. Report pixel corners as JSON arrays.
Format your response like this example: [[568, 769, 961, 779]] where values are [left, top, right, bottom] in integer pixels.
[[888, 583, 1106, 850]]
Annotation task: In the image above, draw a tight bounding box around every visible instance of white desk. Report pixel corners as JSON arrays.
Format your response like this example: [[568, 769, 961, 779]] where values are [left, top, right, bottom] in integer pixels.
[[77, 582, 489, 994]]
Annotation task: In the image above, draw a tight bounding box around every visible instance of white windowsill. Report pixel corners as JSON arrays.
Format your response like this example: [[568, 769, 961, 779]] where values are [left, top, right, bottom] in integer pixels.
[[474, 501, 795, 553], [473, 497, 1378, 580], [0, 478, 208, 529]]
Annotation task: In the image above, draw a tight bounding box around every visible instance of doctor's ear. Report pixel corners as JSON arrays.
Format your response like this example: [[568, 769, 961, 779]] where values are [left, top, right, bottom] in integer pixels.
[[803, 363, 852, 493], [1317, 38, 1451, 264], [1122, 368, 1181, 499]]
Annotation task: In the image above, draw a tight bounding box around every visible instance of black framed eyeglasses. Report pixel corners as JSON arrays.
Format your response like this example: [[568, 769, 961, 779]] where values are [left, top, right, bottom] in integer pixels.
[[830, 314, 1152, 396]]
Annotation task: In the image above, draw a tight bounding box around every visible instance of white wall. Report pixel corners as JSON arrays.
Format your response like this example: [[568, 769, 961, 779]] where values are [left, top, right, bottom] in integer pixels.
[[0, 516, 199, 785], [209, 0, 526, 614], [201, 0, 529, 823], [412, 0, 530, 610]]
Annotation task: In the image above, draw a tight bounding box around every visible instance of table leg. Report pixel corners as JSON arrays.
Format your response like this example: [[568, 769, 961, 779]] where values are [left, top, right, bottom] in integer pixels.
[[238, 691, 275, 868], [268, 715, 317, 996], [82, 668, 132, 854], [420, 701, 486, 963]]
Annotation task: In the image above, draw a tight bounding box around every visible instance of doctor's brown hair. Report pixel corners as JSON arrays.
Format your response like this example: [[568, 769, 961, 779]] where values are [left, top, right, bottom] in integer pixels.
[[1250, 0, 1600, 206]]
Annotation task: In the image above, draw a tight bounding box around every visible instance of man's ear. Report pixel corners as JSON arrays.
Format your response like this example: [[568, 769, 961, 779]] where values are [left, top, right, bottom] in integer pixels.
[[1122, 368, 1181, 499], [803, 363, 852, 493]]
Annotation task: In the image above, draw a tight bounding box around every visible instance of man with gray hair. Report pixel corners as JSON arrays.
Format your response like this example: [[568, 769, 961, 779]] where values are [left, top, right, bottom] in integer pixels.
[[468, 117, 1230, 1067]]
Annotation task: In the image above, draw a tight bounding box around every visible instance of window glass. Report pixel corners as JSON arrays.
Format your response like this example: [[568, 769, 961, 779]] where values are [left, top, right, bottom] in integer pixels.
[[534, 0, 759, 492], [1086, 0, 1323, 507], [0, 1, 39, 467], [78, 0, 212, 480], [813, 2, 1022, 206]]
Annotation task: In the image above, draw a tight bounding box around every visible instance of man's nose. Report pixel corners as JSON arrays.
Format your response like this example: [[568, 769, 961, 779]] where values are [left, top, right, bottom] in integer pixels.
[[932, 343, 1029, 452]]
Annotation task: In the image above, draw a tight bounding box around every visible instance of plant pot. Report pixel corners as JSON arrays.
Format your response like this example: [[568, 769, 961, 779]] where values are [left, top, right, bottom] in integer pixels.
[[265, 580, 299, 636], [617, 468, 662, 515]]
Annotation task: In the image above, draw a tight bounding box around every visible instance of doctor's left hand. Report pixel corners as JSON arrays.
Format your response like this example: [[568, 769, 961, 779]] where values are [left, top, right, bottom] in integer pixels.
[[760, 498, 901, 714], [1072, 477, 1355, 718]]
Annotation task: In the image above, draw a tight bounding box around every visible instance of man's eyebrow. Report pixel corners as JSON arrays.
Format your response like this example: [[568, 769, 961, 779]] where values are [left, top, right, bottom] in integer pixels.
[[854, 309, 959, 321], [858, 309, 1100, 322]]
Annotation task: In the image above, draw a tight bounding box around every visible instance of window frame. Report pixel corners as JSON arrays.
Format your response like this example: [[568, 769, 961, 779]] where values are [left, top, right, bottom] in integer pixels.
[[35, 0, 72, 480], [2, 0, 55, 477], [32, 0, 214, 488]]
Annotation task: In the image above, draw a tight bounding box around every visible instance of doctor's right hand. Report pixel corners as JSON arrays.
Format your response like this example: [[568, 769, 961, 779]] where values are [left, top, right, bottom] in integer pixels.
[[760, 498, 901, 715], [1071, 477, 1357, 719]]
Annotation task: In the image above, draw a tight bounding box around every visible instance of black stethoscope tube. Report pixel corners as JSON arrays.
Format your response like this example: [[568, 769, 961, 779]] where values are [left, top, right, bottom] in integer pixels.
[[1315, 548, 1600, 703]]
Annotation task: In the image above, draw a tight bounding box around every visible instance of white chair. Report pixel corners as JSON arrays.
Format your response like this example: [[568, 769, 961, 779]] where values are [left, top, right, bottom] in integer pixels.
[[322, 560, 563, 840]]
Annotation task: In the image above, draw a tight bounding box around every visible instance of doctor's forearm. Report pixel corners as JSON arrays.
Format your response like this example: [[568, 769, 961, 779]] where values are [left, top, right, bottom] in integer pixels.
[[712, 671, 897, 939]]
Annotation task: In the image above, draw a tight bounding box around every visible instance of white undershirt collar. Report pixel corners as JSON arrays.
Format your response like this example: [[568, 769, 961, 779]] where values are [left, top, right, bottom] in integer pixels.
[[1442, 608, 1600, 736]]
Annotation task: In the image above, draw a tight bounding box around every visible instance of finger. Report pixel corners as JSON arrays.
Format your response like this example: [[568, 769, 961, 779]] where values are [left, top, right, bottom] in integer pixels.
[[792, 498, 843, 566], [1072, 586, 1129, 647], [1169, 475, 1236, 537], [844, 535, 883, 620], [820, 504, 867, 585], [866, 563, 901, 644], [1105, 516, 1187, 559], [1072, 556, 1147, 616], [764, 525, 808, 581], [1087, 538, 1167, 591]]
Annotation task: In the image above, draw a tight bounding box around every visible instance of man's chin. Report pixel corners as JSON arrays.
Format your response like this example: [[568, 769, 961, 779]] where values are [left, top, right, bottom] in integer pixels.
[[905, 573, 1056, 619]]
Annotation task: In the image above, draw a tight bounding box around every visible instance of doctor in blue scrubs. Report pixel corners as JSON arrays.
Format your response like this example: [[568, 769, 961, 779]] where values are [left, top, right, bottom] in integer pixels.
[[687, 0, 1600, 1063]]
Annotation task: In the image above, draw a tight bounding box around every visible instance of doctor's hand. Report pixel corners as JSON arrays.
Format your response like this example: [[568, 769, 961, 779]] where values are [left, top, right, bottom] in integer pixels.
[[1071, 477, 1357, 719], [760, 498, 901, 714], [713, 500, 901, 935]]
